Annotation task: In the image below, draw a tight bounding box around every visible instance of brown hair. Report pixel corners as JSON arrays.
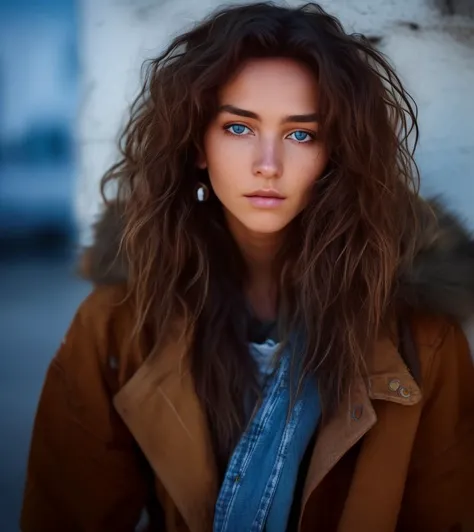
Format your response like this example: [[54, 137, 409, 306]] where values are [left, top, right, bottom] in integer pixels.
[[101, 2, 421, 471]]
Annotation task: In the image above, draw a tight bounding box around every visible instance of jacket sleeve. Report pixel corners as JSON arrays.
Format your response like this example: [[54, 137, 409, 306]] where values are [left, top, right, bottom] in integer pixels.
[[20, 289, 153, 532], [400, 320, 474, 532]]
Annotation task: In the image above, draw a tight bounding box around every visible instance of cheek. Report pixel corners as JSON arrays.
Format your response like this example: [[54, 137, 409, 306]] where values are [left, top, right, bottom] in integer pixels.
[[203, 131, 243, 186], [292, 147, 328, 195]]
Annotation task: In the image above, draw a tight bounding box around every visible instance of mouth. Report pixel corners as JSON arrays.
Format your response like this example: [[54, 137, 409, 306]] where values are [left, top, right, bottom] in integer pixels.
[[244, 189, 286, 208], [245, 189, 286, 199]]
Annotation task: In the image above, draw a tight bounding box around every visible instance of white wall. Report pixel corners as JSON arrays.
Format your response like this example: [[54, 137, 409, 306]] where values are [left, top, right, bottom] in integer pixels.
[[77, 0, 474, 244]]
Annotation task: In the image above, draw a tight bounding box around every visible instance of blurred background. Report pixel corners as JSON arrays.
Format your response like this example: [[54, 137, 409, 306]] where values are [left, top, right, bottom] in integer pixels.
[[0, 0, 91, 529], [0, 0, 473, 529]]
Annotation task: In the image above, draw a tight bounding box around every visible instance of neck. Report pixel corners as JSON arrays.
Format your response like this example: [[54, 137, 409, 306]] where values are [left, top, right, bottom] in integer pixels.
[[226, 213, 283, 320]]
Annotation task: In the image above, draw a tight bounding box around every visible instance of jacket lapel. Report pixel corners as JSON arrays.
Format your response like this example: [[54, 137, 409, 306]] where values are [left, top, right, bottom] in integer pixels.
[[114, 319, 422, 532], [300, 328, 422, 525], [113, 322, 218, 532]]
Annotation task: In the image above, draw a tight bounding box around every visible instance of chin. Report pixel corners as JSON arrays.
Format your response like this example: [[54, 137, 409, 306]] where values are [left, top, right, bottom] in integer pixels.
[[224, 207, 294, 236], [242, 217, 291, 235]]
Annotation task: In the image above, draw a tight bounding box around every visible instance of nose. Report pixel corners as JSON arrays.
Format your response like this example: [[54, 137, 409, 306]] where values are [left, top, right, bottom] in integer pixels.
[[252, 138, 282, 179]]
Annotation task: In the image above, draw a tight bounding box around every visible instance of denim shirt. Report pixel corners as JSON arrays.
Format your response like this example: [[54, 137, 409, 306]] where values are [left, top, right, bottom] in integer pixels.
[[213, 338, 321, 532]]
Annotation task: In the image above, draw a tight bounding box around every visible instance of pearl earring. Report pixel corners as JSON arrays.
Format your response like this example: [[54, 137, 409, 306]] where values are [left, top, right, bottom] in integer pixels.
[[195, 183, 209, 202]]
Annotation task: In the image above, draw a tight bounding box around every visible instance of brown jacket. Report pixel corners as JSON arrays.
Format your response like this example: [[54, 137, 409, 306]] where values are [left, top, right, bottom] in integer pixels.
[[21, 199, 474, 532]]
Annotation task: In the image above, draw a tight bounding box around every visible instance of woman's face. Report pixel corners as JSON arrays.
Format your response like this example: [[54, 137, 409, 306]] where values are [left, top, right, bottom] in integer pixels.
[[199, 57, 328, 235]]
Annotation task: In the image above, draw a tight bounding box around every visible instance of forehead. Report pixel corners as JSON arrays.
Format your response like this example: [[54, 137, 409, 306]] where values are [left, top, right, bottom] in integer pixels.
[[218, 57, 319, 114]]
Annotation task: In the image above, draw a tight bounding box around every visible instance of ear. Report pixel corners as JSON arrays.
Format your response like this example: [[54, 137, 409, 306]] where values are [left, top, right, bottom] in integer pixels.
[[196, 147, 207, 169], [196, 155, 207, 169]]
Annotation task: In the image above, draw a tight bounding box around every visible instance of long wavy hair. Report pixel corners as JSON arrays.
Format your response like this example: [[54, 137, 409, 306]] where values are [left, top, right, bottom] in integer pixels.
[[101, 2, 421, 471]]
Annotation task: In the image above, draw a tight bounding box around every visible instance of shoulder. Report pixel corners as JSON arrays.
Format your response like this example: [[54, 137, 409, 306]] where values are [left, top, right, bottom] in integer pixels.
[[63, 283, 134, 353], [56, 283, 143, 389], [409, 313, 473, 403], [74, 283, 131, 323], [410, 313, 471, 365]]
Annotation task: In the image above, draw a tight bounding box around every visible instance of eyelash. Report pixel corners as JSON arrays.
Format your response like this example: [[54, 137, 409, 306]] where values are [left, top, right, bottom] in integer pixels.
[[223, 123, 316, 143]]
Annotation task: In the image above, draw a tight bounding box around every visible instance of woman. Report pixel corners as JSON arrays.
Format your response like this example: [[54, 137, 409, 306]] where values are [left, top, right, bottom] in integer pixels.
[[21, 3, 474, 531]]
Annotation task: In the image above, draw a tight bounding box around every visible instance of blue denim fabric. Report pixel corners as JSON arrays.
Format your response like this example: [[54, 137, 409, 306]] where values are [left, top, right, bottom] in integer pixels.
[[214, 340, 320, 532]]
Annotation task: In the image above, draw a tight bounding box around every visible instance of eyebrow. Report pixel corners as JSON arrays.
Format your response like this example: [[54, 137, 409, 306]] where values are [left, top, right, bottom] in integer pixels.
[[218, 104, 319, 123]]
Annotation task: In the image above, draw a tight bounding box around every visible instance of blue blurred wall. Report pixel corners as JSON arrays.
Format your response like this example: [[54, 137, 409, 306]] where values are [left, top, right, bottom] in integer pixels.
[[0, 2, 91, 531], [0, 0, 79, 242]]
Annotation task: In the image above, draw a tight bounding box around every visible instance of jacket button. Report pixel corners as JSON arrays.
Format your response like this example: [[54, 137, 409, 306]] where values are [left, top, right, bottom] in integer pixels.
[[398, 387, 411, 399], [351, 405, 363, 420], [388, 379, 401, 392]]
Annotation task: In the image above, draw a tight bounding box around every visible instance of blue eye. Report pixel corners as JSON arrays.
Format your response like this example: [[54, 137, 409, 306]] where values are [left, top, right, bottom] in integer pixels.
[[226, 124, 250, 136], [288, 130, 313, 143]]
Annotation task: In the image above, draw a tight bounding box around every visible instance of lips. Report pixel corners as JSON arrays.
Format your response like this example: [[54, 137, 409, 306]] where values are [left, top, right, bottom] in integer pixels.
[[245, 189, 285, 200], [244, 189, 286, 208]]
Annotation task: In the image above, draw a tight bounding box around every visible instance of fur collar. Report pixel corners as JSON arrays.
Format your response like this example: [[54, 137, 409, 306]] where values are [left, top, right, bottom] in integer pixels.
[[80, 197, 474, 321]]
